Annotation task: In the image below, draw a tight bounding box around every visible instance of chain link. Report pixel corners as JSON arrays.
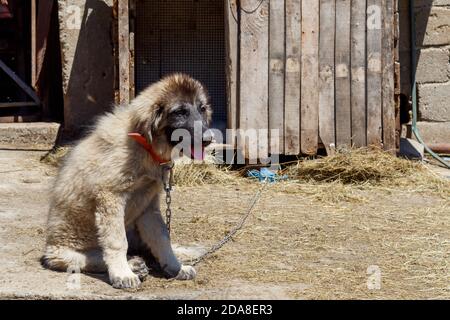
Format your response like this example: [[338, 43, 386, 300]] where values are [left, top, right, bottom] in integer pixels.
[[162, 163, 174, 235], [189, 179, 268, 266], [161, 162, 267, 266]]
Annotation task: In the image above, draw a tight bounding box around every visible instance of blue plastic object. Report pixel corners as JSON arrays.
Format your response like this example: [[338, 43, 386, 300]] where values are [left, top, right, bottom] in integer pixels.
[[247, 167, 288, 183]]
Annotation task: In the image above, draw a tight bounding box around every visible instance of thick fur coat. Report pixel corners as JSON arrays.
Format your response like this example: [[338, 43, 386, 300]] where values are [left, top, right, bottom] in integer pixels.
[[42, 74, 212, 289]]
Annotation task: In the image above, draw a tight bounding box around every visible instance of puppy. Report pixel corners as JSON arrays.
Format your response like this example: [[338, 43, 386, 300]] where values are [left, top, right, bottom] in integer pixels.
[[42, 74, 213, 289]]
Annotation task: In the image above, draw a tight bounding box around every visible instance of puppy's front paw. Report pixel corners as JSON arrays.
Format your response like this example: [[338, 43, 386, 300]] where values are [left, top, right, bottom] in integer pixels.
[[110, 270, 141, 289], [128, 256, 149, 281], [175, 265, 197, 280]]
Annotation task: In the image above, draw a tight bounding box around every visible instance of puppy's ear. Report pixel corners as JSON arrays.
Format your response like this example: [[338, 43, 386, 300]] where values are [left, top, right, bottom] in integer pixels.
[[147, 104, 164, 143]]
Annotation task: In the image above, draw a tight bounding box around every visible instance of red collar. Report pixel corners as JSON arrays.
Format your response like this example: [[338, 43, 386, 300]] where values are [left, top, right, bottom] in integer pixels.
[[128, 133, 171, 165]]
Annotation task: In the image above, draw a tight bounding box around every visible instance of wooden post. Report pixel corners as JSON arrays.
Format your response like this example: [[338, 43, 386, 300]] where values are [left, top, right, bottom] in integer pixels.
[[367, 0, 383, 147], [31, 0, 37, 89], [239, 0, 269, 161], [319, 0, 336, 155], [269, 0, 285, 154], [335, 0, 352, 148], [301, 0, 320, 155], [118, 0, 130, 105], [225, 0, 239, 133], [284, 0, 301, 155], [129, 0, 136, 100], [382, 0, 396, 153], [351, 0, 367, 147]]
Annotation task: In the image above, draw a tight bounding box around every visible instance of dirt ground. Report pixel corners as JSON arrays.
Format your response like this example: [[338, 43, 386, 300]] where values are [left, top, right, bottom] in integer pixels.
[[0, 150, 448, 299]]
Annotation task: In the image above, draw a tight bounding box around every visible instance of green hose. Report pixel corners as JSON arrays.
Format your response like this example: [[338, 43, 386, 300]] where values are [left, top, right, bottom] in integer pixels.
[[410, 0, 450, 168]]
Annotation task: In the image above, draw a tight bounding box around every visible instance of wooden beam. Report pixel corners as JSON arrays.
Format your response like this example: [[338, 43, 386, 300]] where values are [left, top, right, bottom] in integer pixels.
[[284, 0, 301, 155], [35, 0, 55, 86], [335, 0, 352, 148], [319, 0, 336, 155], [0, 59, 40, 104], [367, 0, 383, 147], [301, 0, 320, 155], [351, 0, 367, 147], [382, 0, 396, 153], [239, 0, 269, 161], [269, 0, 285, 154], [0, 102, 39, 108], [225, 0, 239, 132], [31, 0, 37, 88], [118, 0, 130, 105]]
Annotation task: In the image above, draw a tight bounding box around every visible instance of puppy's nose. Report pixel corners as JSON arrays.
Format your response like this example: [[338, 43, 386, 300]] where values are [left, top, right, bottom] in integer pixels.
[[202, 129, 214, 147]]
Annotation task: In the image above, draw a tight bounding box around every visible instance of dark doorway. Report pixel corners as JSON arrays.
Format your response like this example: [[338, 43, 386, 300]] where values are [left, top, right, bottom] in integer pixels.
[[0, 0, 35, 121], [135, 0, 227, 132], [0, 0, 63, 123]]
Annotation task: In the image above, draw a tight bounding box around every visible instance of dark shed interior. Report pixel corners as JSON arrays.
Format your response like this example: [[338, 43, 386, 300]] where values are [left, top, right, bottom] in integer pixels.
[[135, 0, 227, 132]]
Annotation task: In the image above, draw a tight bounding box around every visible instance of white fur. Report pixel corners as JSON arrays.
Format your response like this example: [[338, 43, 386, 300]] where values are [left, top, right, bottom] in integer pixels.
[[42, 75, 206, 289]]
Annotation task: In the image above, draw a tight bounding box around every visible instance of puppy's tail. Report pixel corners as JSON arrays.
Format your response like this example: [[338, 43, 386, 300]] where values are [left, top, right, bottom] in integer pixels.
[[41, 246, 106, 273]]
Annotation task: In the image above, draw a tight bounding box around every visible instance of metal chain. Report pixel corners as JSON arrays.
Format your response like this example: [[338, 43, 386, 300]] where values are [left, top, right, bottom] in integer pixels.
[[162, 163, 174, 234], [189, 179, 269, 266], [162, 163, 268, 266]]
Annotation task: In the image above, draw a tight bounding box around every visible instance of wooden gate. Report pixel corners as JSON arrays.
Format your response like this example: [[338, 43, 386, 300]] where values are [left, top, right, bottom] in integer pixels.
[[226, 0, 398, 156], [116, 0, 399, 157]]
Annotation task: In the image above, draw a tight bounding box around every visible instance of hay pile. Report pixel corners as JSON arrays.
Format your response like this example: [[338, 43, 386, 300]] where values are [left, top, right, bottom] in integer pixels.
[[40, 146, 449, 197], [173, 163, 242, 187], [280, 147, 450, 200], [284, 147, 419, 184]]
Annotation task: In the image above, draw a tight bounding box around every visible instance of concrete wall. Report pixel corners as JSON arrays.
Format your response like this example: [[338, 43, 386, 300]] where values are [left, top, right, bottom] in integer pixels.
[[399, 0, 450, 144], [58, 0, 115, 135]]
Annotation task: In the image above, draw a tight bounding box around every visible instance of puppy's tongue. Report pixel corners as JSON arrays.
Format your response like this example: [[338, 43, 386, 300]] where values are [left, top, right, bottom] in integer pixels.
[[191, 146, 205, 161]]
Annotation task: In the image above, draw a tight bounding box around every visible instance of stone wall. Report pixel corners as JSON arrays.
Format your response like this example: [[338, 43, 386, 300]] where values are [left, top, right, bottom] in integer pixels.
[[399, 0, 450, 144], [58, 0, 115, 135]]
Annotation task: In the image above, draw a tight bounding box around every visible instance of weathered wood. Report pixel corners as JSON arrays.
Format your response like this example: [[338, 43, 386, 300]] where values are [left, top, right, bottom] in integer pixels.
[[335, 0, 351, 147], [319, 0, 336, 155], [269, 0, 285, 154], [367, 0, 383, 146], [0, 102, 39, 109], [301, 0, 320, 155], [0, 59, 40, 104], [239, 0, 269, 161], [35, 0, 54, 84], [284, 0, 301, 155], [129, 0, 136, 99], [118, 0, 130, 105], [31, 0, 37, 88], [351, 0, 367, 147], [382, 0, 396, 152], [225, 0, 239, 135]]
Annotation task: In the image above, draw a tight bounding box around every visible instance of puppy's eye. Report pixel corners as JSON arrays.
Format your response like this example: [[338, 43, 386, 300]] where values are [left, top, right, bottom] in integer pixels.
[[199, 105, 207, 113], [174, 108, 189, 116]]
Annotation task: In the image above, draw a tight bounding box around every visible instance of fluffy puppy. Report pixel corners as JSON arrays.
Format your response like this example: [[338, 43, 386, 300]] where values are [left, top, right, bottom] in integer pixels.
[[42, 74, 213, 289]]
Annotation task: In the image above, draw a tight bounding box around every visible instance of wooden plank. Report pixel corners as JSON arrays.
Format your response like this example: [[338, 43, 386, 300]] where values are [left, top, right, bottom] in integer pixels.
[[0, 102, 39, 109], [335, 0, 351, 148], [366, 0, 383, 146], [118, 0, 130, 105], [269, 0, 285, 154], [35, 0, 54, 85], [239, 0, 269, 161], [284, 0, 301, 155], [301, 0, 320, 155], [225, 0, 239, 133], [0, 59, 40, 104], [382, 0, 396, 152], [351, 0, 367, 147], [31, 0, 37, 89], [129, 0, 136, 99], [319, 0, 336, 155]]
